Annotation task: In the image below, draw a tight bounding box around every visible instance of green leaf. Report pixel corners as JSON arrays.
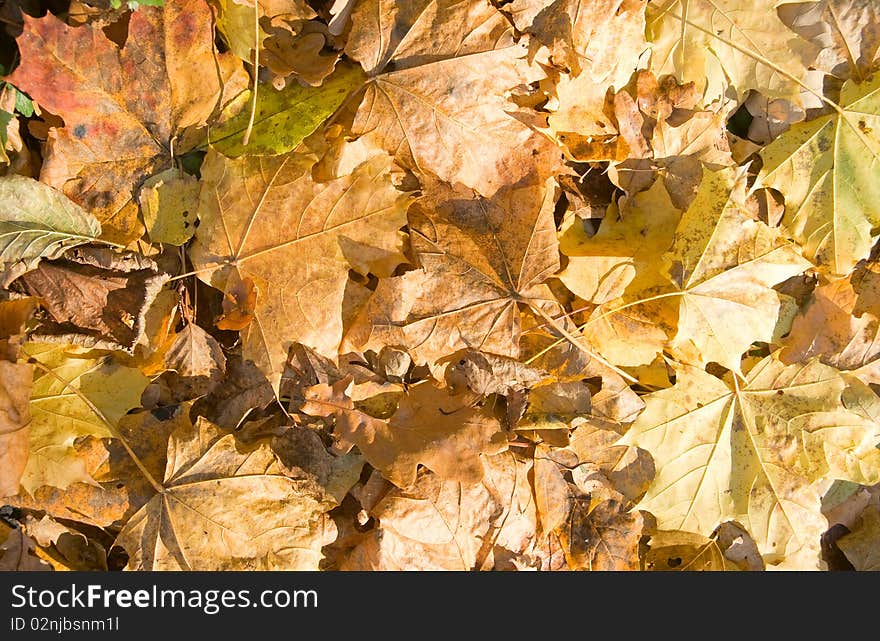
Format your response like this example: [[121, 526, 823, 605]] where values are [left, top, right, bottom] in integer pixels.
[[0, 175, 102, 283], [758, 75, 880, 276], [209, 63, 366, 158], [13, 89, 33, 118], [0, 109, 11, 161]]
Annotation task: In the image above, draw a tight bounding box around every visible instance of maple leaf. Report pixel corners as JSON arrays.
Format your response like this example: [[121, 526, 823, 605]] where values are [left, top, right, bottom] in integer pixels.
[[189, 150, 410, 391], [21, 344, 149, 493], [559, 178, 681, 306], [579, 168, 811, 371], [6, 0, 246, 241], [341, 0, 560, 196], [340, 453, 553, 570], [620, 355, 880, 568], [302, 379, 508, 488], [346, 177, 559, 365], [2, 406, 189, 529], [116, 417, 336, 570], [777, 0, 880, 81], [757, 75, 880, 276], [647, 0, 817, 103], [643, 530, 740, 571]]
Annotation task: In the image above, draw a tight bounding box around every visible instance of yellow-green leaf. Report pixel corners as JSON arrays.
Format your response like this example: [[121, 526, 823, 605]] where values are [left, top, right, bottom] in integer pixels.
[[647, 0, 816, 103], [22, 344, 149, 493], [209, 63, 366, 157], [620, 354, 880, 568], [758, 75, 880, 276]]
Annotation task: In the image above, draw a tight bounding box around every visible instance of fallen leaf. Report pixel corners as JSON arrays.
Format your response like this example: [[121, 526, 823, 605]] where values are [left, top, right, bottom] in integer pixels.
[[837, 505, 880, 570], [646, 0, 818, 103], [138, 169, 200, 246], [116, 417, 337, 570], [777, 0, 880, 81], [643, 530, 739, 571], [758, 75, 880, 275], [190, 150, 410, 391], [781, 262, 880, 379], [348, 177, 558, 365], [580, 168, 811, 371], [7, 0, 246, 241], [303, 379, 508, 488], [215, 0, 317, 62], [21, 343, 149, 493], [620, 354, 880, 568], [559, 498, 643, 570], [209, 62, 365, 157], [342, 0, 560, 196], [340, 453, 552, 570], [0, 527, 51, 570], [0, 175, 101, 287], [0, 360, 32, 496], [21, 249, 168, 352]]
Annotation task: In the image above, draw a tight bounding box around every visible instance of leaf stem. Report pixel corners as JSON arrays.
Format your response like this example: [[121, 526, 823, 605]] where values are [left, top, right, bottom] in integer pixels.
[[524, 291, 684, 365], [241, 0, 260, 147], [526, 301, 639, 385]]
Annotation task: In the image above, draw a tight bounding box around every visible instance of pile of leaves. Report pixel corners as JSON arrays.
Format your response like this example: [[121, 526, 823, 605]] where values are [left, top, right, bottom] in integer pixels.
[[1, 0, 879, 572]]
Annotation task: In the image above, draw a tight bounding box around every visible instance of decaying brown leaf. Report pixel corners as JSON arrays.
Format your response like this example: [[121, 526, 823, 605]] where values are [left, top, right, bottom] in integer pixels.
[[303, 379, 507, 488]]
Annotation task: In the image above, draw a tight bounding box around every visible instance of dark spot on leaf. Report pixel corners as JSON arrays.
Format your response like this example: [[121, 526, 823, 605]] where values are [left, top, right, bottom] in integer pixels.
[[73, 124, 86, 139], [667, 557, 682, 567]]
